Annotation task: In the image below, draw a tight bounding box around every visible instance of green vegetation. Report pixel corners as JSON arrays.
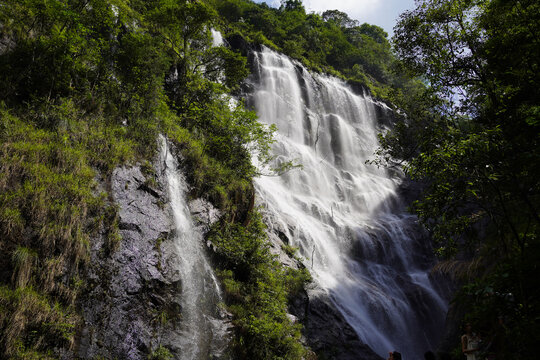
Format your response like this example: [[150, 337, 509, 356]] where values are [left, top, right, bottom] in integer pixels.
[[375, 0, 540, 358], [208, 211, 310, 359], [0, 105, 125, 357], [147, 345, 173, 360], [0, 0, 310, 358], [209, 0, 411, 98]]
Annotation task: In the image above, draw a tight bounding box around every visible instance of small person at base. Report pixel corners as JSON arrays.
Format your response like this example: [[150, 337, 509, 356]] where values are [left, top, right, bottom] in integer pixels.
[[388, 351, 402, 360], [461, 323, 481, 360]]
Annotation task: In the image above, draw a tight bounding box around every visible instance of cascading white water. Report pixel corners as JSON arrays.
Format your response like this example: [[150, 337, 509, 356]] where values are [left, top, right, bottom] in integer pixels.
[[159, 136, 229, 360], [250, 47, 448, 359], [211, 29, 224, 47]]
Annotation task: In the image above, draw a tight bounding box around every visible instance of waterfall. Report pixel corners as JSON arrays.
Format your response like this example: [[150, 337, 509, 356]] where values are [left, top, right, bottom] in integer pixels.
[[159, 136, 229, 360], [211, 29, 224, 47], [250, 47, 448, 359]]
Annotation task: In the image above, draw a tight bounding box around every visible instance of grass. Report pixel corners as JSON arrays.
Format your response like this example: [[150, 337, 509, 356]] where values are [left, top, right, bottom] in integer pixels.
[[0, 1, 312, 357], [0, 103, 136, 357]]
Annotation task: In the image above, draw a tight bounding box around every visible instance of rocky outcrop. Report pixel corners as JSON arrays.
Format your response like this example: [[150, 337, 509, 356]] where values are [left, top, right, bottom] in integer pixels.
[[262, 213, 382, 360], [372, 99, 397, 128], [77, 163, 183, 359], [76, 141, 228, 359], [292, 286, 383, 360]]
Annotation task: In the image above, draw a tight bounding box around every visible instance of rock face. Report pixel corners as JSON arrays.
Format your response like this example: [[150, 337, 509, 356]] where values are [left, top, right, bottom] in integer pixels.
[[262, 211, 382, 360], [292, 287, 383, 360], [77, 163, 181, 359], [77, 152, 223, 359], [75, 160, 383, 360]]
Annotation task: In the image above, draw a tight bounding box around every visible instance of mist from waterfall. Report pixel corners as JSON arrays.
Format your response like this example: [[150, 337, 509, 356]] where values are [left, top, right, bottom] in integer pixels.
[[250, 47, 448, 359], [159, 136, 229, 360]]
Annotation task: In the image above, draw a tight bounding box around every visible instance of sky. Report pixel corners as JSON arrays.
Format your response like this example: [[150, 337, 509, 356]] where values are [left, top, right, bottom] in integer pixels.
[[254, 0, 416, 36]]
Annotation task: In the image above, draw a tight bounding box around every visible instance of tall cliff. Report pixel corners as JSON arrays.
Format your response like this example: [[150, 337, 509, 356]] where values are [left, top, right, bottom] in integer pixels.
[[0, 1, 452, 359], [246, 46, 450, 359]]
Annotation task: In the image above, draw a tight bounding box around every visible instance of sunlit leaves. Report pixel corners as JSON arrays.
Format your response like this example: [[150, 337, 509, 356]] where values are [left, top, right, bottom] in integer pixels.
[[384, 1, 540, 356]]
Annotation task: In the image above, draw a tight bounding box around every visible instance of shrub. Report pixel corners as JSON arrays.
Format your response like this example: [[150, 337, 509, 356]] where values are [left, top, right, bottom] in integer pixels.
[[208, 211, 310, 359]]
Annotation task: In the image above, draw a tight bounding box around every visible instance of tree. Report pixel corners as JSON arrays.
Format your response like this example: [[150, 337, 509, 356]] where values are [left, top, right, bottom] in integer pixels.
[[381, 0, 540, 357], [354, 23, 387, 44], [322, 9, 358, 29], [390, 0, 539, 255], [280, 0, 304, 12], [0, 0, 122, 106]]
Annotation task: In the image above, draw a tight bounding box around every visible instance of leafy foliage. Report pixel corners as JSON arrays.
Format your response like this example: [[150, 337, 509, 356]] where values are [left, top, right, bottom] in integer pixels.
[[209, 0, 409, 98], [0, 0, 308, 358], [147, 345, 173, 360], [376, 0, 540, 357], [0, 104, 125, 356], [208, 211, 310, 359]]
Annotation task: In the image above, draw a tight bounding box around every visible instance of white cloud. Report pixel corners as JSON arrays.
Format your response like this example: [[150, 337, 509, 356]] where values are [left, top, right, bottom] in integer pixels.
[[306, 0, 416, 35], [254, 0, 416, 34], [304, 0, 382, 17], [265, 0, 281, 6]]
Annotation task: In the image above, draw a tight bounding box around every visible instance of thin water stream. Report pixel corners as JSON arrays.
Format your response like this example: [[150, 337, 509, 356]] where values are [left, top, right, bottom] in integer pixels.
[[160, 136, 229, 360]]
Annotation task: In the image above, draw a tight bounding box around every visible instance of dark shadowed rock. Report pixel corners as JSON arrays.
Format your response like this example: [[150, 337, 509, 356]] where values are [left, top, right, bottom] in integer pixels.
[[226, 33, 262, 57], [372, 100, 397, 128], [294, 286, 383, 360]]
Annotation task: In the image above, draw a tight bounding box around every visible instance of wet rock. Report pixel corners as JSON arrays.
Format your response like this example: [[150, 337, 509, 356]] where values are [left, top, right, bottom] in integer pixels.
[[77, 141, 233, 360], [262, 208, 383, 360], [295, 286, 383, 360], [77, 164, 182, 360], [189, 198, 221, 231], [372, 100, 397, 128]]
